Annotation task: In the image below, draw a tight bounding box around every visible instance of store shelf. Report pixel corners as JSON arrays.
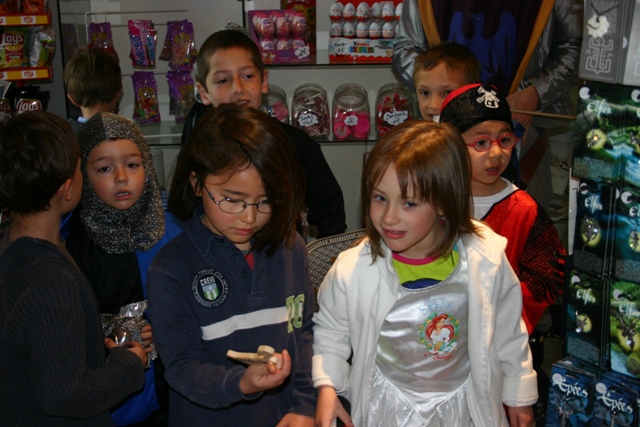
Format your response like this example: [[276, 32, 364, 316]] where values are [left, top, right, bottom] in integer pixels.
[[0, 66, 51, 81], [267, 49, 391, 68], [0, 12, 51, 26]]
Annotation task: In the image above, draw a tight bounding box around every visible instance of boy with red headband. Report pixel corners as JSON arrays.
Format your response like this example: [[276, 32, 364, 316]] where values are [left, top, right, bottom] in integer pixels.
[[440, 83, 565, 416]]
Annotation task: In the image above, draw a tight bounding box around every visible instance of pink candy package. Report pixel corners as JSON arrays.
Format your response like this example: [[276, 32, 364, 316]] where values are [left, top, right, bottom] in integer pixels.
[[128, 20, 157, 69]]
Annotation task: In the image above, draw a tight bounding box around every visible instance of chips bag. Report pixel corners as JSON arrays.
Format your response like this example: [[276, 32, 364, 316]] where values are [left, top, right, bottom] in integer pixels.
[[0, 27, 30, 69], [21, 0, 48, 13]]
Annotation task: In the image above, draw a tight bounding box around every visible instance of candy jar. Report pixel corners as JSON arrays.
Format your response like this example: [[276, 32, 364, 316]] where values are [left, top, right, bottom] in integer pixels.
[[262, 84, 290, 124], [333, 83, 370, 141], [375, 82, 414, 137], [292, 83, 330, 140]]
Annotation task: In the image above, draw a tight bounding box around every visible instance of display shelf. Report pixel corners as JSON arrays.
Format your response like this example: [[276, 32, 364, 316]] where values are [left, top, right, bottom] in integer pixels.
[[267, 49, 391, 68], [0, 12, 51, 26], [0, 66, 52, 81]]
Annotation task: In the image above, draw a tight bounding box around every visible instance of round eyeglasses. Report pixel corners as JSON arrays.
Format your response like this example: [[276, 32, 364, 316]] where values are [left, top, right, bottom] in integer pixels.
[[466, 132, 518, 152], [203, 184, 271, 214]]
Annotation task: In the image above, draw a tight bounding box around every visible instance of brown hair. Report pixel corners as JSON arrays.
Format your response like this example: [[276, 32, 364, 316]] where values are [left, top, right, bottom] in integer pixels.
[[195, 29, 265, 87], [168, 103, 304, 256], [413, 42, 481, 85], [63, 47, 122, 107], [0, 112, 80, 214], [362, 121, 480, 260]]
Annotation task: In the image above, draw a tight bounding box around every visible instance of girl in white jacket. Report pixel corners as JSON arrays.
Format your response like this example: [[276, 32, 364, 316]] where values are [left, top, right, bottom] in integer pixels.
[[312, 121, 537, 427]]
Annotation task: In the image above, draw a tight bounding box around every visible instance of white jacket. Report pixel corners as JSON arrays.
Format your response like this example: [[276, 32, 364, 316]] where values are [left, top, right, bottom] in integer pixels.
[[312, 222, 537, 426]]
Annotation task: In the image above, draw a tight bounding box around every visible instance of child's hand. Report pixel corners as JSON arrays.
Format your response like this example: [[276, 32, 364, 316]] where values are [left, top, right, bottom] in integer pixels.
[[140, 324, 154, 354], [316, 386, 353, 427], [104, 337, 148, 366], [238, 349, 292, 395], [506, 404, 533, 427], [275, 413, 314, 427]]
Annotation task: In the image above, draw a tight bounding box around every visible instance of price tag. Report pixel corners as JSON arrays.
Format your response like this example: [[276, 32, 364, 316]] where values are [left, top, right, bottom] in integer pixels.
[[384, 110, 409, 125], [333, 39, 349, 55], [295, 46, 310, 59], [298, 113, 318, 127], [344, 115, 359, 126]]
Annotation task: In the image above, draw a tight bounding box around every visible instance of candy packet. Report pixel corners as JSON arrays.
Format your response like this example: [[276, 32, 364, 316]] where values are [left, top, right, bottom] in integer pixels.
[[87, 22, 118, 63], [160, 19, 197, 71], [132, 71, 160, 124], [128, 19, 157, 69], [101, 300, 158, 368], [166, 70, 194, 123]]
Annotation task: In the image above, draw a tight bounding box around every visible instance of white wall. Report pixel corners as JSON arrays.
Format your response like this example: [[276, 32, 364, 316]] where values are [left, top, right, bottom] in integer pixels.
[[56, 0, 401, 232]]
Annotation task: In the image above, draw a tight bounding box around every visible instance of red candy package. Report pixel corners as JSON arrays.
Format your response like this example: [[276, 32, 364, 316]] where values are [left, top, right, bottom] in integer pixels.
[[132, 71, 160, 124], [87, 22, 119, 63], [128, 20, 157, 69], [21, 0, 48, 13], [166, 70, 194, 123]]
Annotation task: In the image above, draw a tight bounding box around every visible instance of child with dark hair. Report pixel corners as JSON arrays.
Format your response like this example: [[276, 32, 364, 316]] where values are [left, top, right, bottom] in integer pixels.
[[147, 103, 315, 426], [177, 26, 346, 238], [440, 83, 565, 412], [63, 47, 123, 132], [66, 113, 184, 426], [0, 111, 146, 427], [313, 120, 536, 427]]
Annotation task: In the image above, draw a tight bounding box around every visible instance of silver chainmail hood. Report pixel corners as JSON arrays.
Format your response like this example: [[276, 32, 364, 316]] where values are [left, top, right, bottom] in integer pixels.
[[76, 112, 165, 254]]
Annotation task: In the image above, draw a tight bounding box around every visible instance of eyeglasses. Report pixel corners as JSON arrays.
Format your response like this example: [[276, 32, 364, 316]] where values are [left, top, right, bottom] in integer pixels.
[[466, 132, 518, 152], [202, 184, 271, 214]]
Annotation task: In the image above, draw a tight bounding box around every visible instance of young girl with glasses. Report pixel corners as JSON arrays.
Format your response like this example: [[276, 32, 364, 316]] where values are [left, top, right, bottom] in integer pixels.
[[146, 103, 315, 426], [313, 120, 537, 427], [440, 84, 566, 417]]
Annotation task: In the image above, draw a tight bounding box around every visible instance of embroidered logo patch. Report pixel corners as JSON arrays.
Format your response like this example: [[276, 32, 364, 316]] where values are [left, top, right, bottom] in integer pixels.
[[192, 269, 228, 308]]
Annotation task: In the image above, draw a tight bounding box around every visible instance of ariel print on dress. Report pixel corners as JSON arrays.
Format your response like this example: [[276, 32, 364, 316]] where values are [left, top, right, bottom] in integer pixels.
[[418, 312, 459, 358]]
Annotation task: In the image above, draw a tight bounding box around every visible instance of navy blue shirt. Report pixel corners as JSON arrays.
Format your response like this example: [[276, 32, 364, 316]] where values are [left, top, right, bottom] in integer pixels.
[[146, 207, 316, 426]]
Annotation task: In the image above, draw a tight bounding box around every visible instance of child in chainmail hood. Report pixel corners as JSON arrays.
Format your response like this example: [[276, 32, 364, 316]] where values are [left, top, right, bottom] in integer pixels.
[[66, 112, 184, 426], [76, 112, 164, 254]]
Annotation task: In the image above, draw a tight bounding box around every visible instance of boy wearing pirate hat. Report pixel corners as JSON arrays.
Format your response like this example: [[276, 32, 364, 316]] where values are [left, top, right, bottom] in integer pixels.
[[441, 84, 566, 415]]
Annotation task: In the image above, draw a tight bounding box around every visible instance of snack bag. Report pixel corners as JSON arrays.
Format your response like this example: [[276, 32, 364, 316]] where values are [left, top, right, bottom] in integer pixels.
[[169, 20, 197, 71], [166, 70, 194, 123], [87, 22, 118, 63], [13, 85, 49, 114], [158, 20, 176, 62], [128, 19, 157, 68], [28, 26, 55, 67], [0, 0, 19, 13], [132, 71, 160, 124], [21, 0, 48, 13], [0, 27, 30, 69]]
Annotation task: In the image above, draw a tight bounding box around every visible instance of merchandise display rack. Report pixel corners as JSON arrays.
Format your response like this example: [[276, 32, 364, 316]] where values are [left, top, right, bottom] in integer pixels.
[[0, 11, 53, 82]]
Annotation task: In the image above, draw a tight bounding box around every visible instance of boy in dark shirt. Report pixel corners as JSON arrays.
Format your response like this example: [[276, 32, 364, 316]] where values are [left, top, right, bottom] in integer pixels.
[[0, 111, 146, 426], [178, 27, 346, 238]]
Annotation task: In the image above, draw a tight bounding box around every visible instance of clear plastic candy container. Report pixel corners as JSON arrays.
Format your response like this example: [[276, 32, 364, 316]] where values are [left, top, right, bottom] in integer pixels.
[[333, 83, 370, 141], [262, 84, 289, 124], [375, 82, 414, 137], [292, 83, 330, 140]]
